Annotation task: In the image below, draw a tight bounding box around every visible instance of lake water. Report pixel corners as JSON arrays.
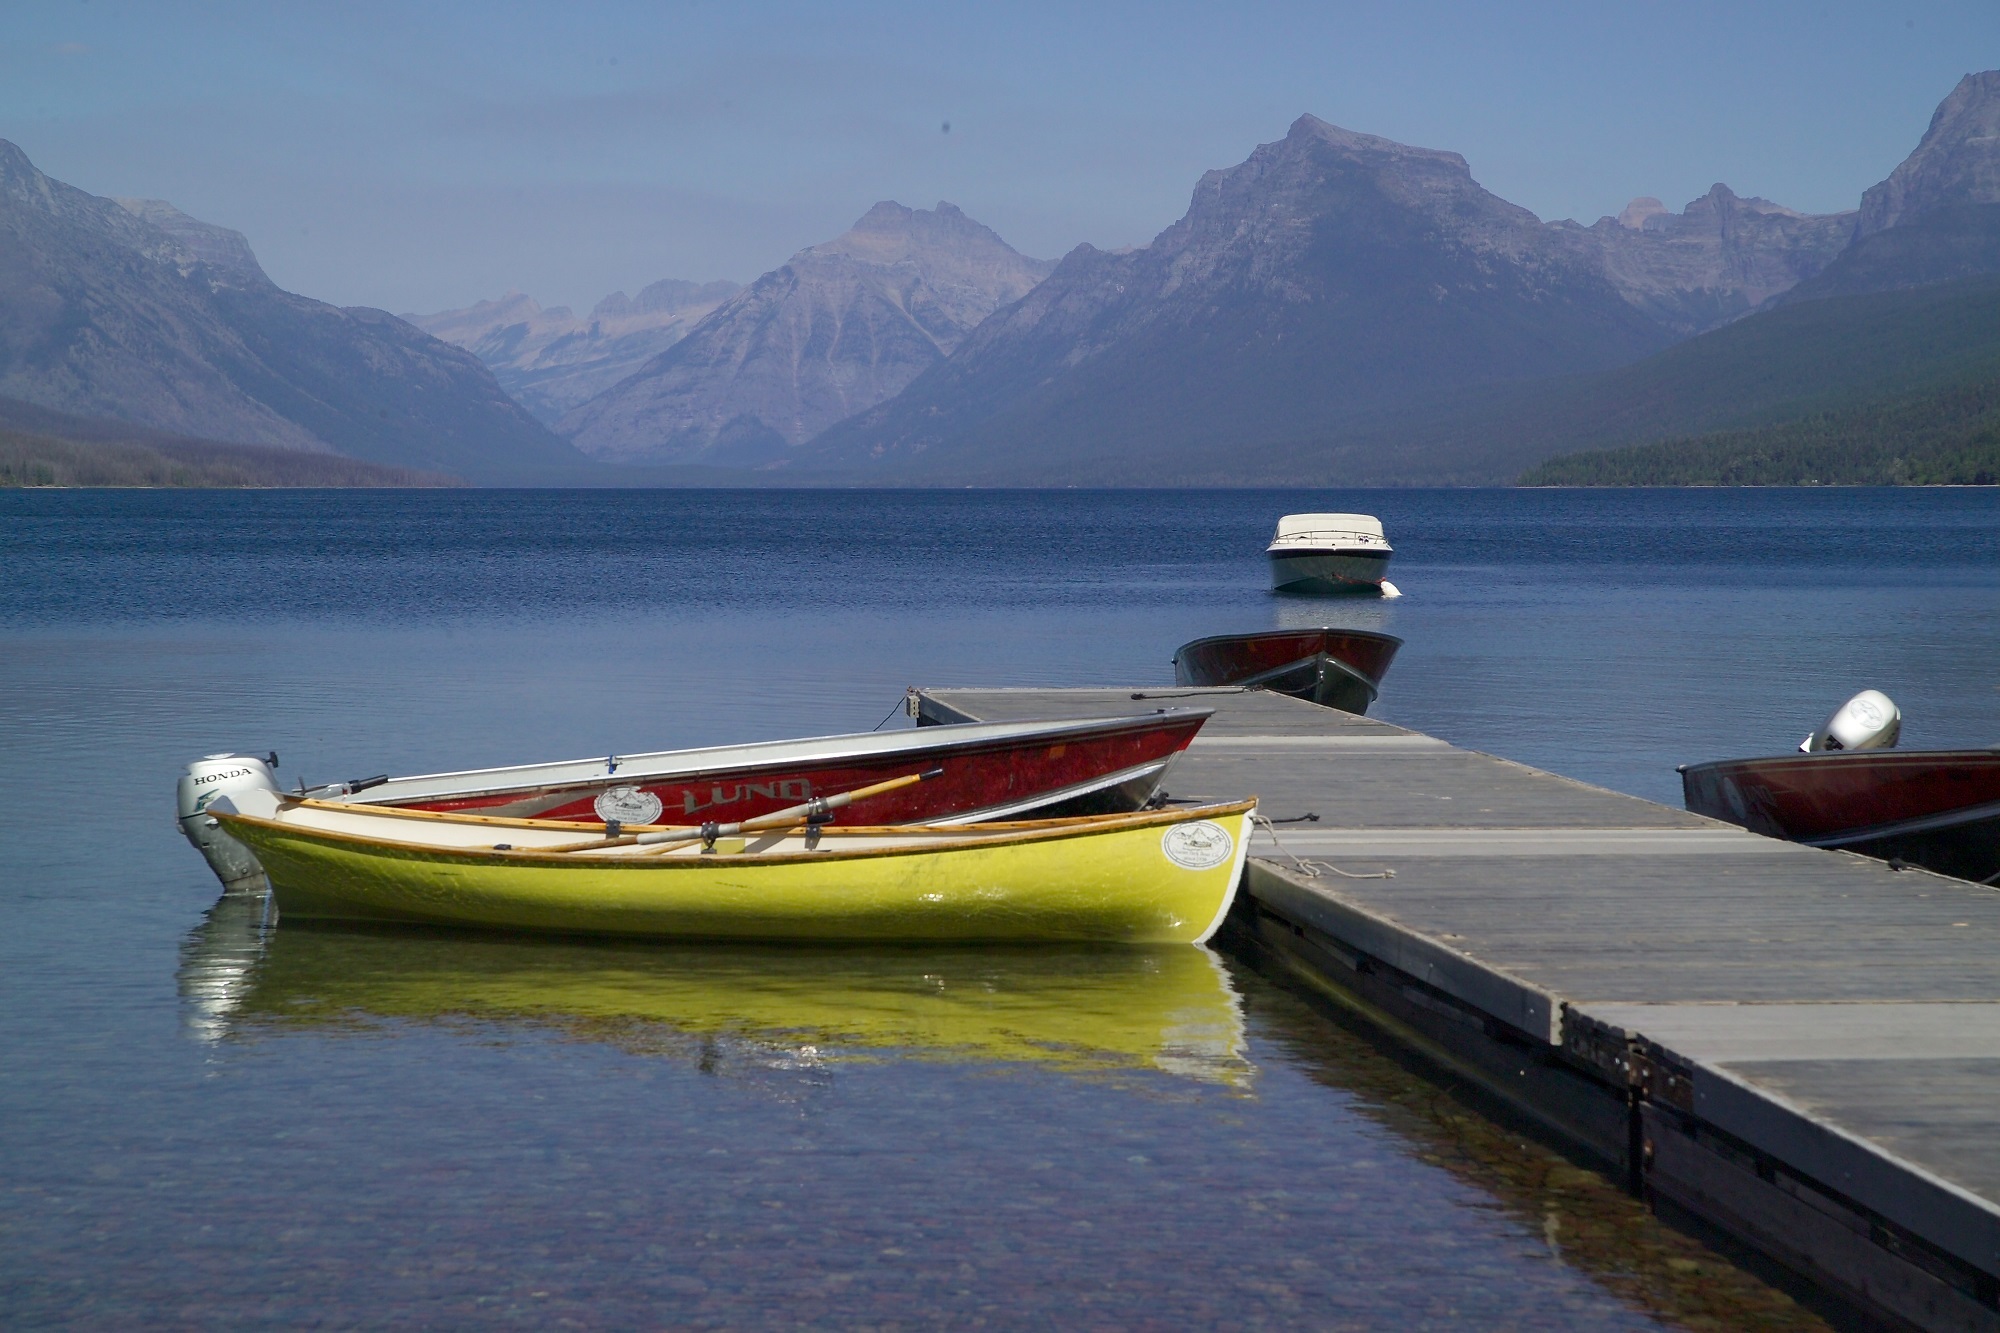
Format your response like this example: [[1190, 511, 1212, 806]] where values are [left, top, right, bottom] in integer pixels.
[[4, 487, 1997, 1327]]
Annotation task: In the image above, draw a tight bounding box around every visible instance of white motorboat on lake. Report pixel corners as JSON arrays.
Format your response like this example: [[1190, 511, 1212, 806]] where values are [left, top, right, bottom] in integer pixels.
[[1266, 513, 1397, 595]]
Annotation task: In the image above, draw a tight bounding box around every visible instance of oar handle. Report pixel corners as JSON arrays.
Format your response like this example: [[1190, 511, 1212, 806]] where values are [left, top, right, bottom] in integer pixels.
[[731, 767, 943, 834]]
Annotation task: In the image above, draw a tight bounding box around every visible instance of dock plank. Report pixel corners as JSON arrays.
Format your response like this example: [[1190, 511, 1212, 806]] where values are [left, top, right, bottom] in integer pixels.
[[1723, 1059, 2000, 1207]]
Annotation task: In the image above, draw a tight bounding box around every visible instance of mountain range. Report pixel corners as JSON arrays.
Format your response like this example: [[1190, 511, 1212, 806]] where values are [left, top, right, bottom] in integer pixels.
[[808, 116, 1690, 477], [556, 202, 1054, 467], [798, 72, 2000, 482], [405, 278, 740, 424], [1575, 186, 1855, 335], [0, 140, 584, 480], [1775, 72, 2000, 306], [9, 70, 2000, 486]]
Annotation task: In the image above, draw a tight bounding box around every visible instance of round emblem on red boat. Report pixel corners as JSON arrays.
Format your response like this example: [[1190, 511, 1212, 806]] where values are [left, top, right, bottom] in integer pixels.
[[1162, 820, 1233, 870], [593, 785, 664, 825]]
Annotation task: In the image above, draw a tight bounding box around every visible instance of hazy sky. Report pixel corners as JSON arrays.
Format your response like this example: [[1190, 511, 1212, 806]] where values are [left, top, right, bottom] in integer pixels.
[[5, 1, 1996, 314]]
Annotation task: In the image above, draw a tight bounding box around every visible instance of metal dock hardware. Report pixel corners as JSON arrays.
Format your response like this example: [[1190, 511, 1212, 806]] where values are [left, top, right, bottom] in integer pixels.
[[1563, 1007, 1695, 1113]]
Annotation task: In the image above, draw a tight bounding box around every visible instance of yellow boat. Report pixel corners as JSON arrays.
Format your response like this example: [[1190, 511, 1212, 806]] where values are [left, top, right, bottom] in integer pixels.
[[179, 903, 1252, 1083], [210, 795, 1257, 944]]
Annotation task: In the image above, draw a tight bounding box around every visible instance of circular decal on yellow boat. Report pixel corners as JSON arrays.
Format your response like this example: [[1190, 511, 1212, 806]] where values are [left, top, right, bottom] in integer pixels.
[[1162, 820, 1233, 870], [593, 785, 663, 825]]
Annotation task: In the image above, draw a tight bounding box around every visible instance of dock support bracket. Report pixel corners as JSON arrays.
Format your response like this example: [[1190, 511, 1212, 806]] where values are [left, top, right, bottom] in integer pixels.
[[1560, 1006, 1693, 1199]]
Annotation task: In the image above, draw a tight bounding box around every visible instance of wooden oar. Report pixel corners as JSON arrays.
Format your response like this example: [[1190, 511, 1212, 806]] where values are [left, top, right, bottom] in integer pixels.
[[536, 767, 944, 854]]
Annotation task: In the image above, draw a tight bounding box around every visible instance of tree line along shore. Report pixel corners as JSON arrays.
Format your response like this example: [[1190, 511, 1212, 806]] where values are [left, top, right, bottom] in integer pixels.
[[1518, 374, 2000, 486]]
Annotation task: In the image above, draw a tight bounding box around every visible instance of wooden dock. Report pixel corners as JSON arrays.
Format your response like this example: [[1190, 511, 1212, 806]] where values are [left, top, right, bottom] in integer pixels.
[[917, 686, 2000, 1332]]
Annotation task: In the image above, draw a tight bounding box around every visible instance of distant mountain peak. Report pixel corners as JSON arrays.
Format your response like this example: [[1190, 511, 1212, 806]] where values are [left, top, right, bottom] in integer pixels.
[[1618, 197, 1670, 230], [0, 147, 269, 285], [1711, 186, 1809, 219], [806, 200, 1031, 273], [1608, 184, 1832, 233], [0, 139, 577, 478], [113, 198, 267, 281], [1611, 186, 1809, 235], [1859, 69, 2000, 235], [1927, 70, 2000, 142], [804, 111, 1685, 479], [852, 199, 916, 228], [1681, 183, 1815, 222], [408, 278, 740, 422], [1282, 113, 1469, 171], [1579, 181, 1854, 333], [0, 138, 38, 182], [592, 278, 740, 319], [1137, 112, 1556, 297], [558, 203, 1052, 466]]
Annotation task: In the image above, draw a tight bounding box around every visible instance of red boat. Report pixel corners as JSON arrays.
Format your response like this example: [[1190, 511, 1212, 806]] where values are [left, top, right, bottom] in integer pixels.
[[1172, 628, 1402, 714], [370, 710, 1214, 824], [177, 711, 1215, 891], [1681, 749, 2000, 884]]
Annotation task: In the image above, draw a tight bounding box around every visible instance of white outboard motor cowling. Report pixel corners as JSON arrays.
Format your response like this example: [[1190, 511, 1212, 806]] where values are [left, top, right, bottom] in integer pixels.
[[1800, 690, 1902, 754], [177, 753, 283, 892]]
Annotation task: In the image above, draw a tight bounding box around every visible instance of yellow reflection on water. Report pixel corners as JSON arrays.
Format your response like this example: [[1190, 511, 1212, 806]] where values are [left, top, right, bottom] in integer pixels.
[[178, 894, 1251, 1086]]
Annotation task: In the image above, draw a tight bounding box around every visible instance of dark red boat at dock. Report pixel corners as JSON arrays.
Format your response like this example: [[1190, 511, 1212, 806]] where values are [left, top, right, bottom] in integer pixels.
[[177, 710, 1218, 890], [1172, 628, 1402, 714], [365, 710, 1213, 826], [1681, 749, 2000, 884]]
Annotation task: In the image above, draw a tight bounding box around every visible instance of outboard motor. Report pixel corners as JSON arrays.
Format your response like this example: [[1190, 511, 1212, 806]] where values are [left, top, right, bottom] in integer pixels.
[[1800, 690, 1901, 754], [176, 753, 283, 892]]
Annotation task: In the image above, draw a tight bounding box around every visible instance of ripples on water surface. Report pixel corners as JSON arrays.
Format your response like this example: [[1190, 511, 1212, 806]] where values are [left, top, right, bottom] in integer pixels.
[[5, 486, 1996, 1327]]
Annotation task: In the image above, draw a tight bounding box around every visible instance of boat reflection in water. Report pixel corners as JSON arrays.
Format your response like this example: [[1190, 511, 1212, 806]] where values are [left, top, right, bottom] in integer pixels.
[[178, 891, 278, 1044], [176, 894, 1251, 1087]]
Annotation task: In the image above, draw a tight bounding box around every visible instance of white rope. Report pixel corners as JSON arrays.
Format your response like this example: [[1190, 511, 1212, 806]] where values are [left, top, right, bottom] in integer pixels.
[[1251, 814, 1395, 881], [1308, 861, 1398, 880]]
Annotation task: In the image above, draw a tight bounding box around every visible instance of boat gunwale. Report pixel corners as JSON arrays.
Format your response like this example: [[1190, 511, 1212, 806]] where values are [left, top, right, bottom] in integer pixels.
[[1171, 627, 1404, 659], [215, 799, 1261, 871], [1681, 748, 2000, 780], [1265, 543, 1395, 558], [348, 709, 1214, 805], [1176, 648, 1380, 702], [1683, 749, 2000, 849], [1172, 629, 1400, 704]]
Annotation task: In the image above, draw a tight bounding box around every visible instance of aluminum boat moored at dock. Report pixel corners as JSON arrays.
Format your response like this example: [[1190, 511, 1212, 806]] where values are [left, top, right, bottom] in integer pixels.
[[177, 709, 1212, 892], [1681, 690, 2000, 884], [1681, 748, 2000, 884]]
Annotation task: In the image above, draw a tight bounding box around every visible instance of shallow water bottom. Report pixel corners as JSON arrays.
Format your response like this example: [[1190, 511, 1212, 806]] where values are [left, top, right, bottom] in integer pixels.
[[0, 897, 1832, 1331]]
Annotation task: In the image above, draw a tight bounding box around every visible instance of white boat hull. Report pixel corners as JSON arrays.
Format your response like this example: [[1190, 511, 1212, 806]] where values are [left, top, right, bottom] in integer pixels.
[[1268, 549, 1393, 594]]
